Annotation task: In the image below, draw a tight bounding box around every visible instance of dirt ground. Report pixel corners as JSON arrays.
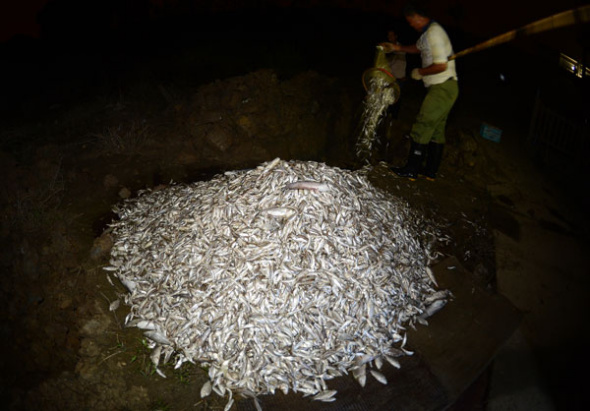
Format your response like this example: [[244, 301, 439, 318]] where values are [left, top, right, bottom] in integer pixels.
[[1, 38, 589, 411]]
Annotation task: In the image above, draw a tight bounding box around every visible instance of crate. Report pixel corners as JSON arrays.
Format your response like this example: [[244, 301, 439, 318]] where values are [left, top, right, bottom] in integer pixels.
[[480, 123, 502, 143]]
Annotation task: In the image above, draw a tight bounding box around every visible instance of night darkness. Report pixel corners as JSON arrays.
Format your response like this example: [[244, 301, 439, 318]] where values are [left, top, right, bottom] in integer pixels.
[[1, 0, 588, 118], [1, 1, 589, 410]]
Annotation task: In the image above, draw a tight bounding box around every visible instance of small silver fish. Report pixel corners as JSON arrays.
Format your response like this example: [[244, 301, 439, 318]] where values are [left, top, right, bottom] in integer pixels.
[[200, 380, 212, 398], [312, 390, 337, 402], [285, 181, 330, 192], [262, 207, 296, 218], [370, 369, 387, 385], [419, 299, 448, 322], [144, 330, 171, 345]]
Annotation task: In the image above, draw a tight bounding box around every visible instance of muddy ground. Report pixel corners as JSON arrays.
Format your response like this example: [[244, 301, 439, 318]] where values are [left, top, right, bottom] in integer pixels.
[[1, 31, 589, 411]]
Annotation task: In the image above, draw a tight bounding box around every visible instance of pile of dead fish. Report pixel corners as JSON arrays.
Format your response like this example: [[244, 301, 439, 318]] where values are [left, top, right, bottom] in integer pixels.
[[355, 76, 397, 162], [105, 158, 449, 409]]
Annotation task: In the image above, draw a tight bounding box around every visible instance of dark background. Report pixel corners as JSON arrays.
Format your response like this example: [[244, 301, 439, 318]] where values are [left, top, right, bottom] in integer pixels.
[[1, 0, 589, 121]]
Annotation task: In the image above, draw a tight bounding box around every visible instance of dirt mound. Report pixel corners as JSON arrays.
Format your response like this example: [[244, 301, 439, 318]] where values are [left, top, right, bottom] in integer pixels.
[[179, 69, 355, 168]]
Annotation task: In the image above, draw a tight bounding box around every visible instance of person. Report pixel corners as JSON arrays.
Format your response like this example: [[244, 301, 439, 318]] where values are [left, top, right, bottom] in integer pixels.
[[380, 2, 459, 181], [385, 29, 406, 120], [386, 30, 407, 82], [376, 29, 406, 163]]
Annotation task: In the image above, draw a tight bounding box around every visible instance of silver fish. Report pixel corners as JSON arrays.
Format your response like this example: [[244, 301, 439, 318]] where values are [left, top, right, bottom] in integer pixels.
[[200, 381, 212, 398], [107, 159, 450, 403], [370, 369, 387, 385], [285, 181, 330, 192], [312, 390, 338, 402]]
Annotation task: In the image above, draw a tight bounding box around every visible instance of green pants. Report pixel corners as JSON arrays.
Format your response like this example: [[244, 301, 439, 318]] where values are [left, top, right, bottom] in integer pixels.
[[411, 78, 458, 144]]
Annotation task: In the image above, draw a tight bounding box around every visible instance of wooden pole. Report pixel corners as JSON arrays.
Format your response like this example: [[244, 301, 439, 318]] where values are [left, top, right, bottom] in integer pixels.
[[449, 5, 590, 60]]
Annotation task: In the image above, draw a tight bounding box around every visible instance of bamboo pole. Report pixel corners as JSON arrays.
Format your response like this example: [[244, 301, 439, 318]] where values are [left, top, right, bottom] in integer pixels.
[[449, 5, 590, 60]]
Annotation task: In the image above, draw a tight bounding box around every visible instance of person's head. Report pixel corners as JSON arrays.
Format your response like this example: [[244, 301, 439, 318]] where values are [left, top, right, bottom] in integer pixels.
[[403, 2, 431, 32], [387, 30, 398, 43]]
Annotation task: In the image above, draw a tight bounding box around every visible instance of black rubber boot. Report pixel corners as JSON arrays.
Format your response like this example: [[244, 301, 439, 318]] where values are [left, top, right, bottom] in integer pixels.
[[420, 142, 444, 181], [391, 141, 426, 180]]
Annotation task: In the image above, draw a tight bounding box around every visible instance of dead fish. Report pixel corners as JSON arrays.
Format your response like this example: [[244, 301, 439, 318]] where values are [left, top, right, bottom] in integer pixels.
[[261, 207, 296, 218], [285, 181, 330, 192], [150, 346, 162, 367], [352, 364, 367, 387], [131, 320, 159, 331], [144, 330, 171, 345], [107, 158, 451, 402], [385, 355, 401, 369], [418, 299, 448, 323], [155, 367, 167, 378], [312, 390, 337, 402], [119, 278, 137, 292], [370, 369, 387, 385], [223, 398, 234, 411], [260, 157, 281, 172], [425, 266, 438, 286], [357, 373, 367, 387], [201, 380, 212, 398]]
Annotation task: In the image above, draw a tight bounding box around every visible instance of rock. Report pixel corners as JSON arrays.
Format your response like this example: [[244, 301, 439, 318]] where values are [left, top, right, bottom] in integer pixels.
[[204, 123, 235, 152], [79, 338, 101, 358], [80, 315, 111, 337], [75, 359, 98, 380], [90, 232, 113, 261], [118, 187, 131, 199], [58, 295, 72, 310]]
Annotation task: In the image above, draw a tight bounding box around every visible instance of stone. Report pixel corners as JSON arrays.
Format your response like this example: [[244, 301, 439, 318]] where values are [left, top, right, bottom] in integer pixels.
[[118, 187, 131, 199]]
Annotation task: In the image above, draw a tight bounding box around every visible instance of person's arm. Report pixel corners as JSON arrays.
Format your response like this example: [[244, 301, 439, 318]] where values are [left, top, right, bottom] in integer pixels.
[[410, 62, 447, 80], [415, 62, 447, 76], [379, 42, 419, 54]]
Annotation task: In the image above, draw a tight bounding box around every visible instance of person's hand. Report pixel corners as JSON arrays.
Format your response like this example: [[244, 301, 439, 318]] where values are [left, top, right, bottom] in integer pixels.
[[411, 68, 423, 80], [379, 42, 397, 53]]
